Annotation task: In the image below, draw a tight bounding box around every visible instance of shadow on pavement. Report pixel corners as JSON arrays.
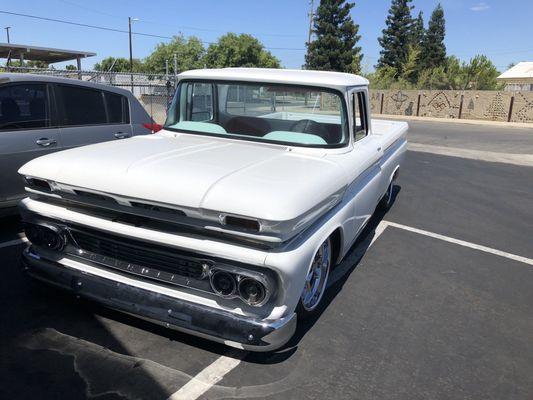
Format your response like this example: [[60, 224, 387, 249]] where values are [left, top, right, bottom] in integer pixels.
[[245, 186, 401, 364], [0, 245, 179, 400]]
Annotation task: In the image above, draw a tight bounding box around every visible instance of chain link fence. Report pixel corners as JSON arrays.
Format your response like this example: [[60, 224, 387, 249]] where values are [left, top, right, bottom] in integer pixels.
[[0, 66, 177, 125]]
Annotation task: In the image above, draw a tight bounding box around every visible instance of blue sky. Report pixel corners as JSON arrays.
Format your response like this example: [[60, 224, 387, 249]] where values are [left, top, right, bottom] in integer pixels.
[[0, 0, 530, 72]]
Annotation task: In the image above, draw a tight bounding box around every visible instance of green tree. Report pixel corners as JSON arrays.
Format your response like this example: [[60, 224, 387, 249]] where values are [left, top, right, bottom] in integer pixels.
[[461, 55, 500, 90], [419, 4, 446, 70], [305, 0, 363, 74], [443, 55, 464, 89], [366, 66, 399, 89], [377, 0, 414, 73], [26, 60, 49, 69], [411, 11, 424, 46], [65, 64, 77, 71], [144, 35, 205, 74], [401, 45, 421, 84], [204, 33, 280, 68], [94, 57, 144, 72], [417, 67, 448, 89]]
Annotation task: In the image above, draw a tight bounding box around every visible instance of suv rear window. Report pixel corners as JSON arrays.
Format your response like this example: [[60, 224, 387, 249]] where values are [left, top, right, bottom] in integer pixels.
[[58, 85, 107, 126], [0, 83, 50, 131], [105, 92, 130, 124]]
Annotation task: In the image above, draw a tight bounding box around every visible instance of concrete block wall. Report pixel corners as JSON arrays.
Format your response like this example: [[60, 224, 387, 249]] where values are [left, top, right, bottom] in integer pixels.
[[371, 90, 533, 123]]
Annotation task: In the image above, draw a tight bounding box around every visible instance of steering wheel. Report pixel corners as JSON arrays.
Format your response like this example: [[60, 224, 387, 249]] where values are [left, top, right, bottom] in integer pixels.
[[290, 119, 329, 140]]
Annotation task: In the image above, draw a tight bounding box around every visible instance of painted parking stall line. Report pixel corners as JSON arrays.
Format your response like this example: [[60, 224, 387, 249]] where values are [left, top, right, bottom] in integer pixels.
[[167, 350, 245, 400], [385, 221, 533, 266]]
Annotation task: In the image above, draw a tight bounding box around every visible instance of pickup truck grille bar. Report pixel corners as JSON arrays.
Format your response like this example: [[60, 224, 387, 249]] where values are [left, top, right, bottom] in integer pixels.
[[68, 228, 209, 281]]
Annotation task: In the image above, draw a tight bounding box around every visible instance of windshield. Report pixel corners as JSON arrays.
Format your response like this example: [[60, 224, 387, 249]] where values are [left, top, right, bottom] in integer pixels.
[[164, 81, 348, 147]]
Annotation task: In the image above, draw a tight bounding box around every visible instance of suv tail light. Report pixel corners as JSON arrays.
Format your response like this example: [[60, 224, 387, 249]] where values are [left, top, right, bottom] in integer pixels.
[[143, 122, 163, 133]]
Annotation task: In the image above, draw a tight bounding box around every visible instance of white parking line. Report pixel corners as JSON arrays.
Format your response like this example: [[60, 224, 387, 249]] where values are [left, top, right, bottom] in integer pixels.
[[167, 350, 245, 400], [0, 234, 27, 249], [6, 219, 532, 400], [385, 221, 533, 266]]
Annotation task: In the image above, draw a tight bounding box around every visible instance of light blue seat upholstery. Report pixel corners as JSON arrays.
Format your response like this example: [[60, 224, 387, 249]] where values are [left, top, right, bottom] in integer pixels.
[[170, 121, 227, 134], [263, 131, 327, 145]]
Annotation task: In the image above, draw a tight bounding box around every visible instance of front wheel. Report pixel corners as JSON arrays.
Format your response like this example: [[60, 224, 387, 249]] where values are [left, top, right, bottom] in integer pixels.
[[378, 181, 394, 211], [296, 237, 332, 319]]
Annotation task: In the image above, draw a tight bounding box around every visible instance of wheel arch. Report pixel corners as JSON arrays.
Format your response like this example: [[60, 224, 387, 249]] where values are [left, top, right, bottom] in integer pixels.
[[329, 226, 344, 266]]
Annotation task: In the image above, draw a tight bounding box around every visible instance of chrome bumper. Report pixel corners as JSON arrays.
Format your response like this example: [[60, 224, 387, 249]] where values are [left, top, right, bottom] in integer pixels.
[[21, 248, 296, 352]]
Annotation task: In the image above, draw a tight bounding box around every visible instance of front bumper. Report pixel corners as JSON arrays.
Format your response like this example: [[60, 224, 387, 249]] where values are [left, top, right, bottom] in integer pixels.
[[21, 248, 296, 352]]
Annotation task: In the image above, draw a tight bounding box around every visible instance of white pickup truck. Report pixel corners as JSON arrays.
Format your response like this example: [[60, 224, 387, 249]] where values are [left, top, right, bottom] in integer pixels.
[[18, 68, 407, 351]]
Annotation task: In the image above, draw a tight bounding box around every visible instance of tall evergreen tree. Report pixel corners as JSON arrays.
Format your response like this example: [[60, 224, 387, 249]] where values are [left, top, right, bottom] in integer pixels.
[[377, 0, 414, 72], [411, 11, 425, 46], [419, 4, 446, 70], [305, 0, 363, 74]]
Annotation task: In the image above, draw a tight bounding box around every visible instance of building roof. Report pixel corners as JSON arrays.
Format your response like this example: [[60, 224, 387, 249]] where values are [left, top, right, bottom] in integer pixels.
[[0, 42, 96, 63], [178, 68, 369, 89], [497, 62, 533, 80]]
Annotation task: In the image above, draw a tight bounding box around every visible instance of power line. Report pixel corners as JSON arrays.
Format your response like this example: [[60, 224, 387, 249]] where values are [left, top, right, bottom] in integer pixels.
[[0, 10, 307, 51], [57, 0, 302, 38]]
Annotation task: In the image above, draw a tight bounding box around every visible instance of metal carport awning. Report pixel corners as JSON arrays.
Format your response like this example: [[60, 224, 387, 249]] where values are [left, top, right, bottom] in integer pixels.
[[0, 42, 95, 71]]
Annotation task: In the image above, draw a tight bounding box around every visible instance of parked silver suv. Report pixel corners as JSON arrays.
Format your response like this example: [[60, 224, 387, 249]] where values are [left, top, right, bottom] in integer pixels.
[[0, 73, 158, 215]]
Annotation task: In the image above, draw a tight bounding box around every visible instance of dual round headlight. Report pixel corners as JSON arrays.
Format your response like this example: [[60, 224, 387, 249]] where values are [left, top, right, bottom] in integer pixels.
[[24, 224, 65, 251], [210, 270, 267, 306]]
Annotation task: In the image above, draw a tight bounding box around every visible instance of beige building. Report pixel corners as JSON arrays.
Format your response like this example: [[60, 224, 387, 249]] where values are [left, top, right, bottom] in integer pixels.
[[497, 62, 533, 92]]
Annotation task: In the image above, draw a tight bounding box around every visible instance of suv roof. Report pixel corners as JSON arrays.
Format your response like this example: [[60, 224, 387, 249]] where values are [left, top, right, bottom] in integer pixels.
[[0, 73, 133, 97]]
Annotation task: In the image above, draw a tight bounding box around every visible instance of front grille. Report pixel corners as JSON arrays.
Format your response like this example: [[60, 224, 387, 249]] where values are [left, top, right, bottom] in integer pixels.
[[69, 228, 207, 280]]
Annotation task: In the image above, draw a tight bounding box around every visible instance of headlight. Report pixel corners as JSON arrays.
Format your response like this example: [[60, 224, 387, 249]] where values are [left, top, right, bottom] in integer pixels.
[[24, 223, 65, 251], [209, 267, 272, 307], [238, 277, 267, 306], [210, 270, 237, 297]]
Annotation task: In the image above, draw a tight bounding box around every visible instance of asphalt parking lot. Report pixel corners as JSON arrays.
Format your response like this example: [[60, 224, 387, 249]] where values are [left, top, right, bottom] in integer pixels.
[[1, 122, 532, 400]]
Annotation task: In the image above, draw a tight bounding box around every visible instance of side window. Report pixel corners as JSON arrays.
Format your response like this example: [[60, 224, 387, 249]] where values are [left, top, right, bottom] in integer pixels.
[[185, 83, 213, 122], [105, 92, 130, 124], [353, 91, 368, 142], [0, 83, 50, 131], [58, 85, 107, 126]]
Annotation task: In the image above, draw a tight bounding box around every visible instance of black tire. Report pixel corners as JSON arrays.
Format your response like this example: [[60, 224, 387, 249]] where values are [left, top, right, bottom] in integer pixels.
[[378, 181, 394, 211], [296, 237, 332, 320]]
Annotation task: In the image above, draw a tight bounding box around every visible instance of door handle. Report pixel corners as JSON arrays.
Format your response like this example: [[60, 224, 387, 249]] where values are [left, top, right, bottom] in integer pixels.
[[114, 132, 131, 139], [36, 138, 57, 147]]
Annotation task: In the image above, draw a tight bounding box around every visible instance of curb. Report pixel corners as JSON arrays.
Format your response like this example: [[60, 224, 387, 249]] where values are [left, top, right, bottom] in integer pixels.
[[376, 114, 533, 130]]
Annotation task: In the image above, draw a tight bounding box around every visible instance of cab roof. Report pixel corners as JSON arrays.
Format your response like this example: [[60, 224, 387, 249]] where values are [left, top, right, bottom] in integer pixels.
[[178, 68, 369, 90]]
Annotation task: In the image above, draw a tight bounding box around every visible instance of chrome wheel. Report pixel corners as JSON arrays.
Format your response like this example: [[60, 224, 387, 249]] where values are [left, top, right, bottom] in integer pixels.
[[300, 238, 332, 312]]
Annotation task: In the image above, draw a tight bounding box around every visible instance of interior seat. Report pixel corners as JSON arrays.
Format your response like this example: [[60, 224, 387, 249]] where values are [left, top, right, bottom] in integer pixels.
[[225, 116, 270, 137], [0, 98, 21, 126]]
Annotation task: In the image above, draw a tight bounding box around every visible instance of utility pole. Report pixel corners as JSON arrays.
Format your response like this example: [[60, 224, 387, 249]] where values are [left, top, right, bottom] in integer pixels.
[[5, 27, 11, 70], [307, 0, 314, 45], [128, 17, 138, 92], [173, 53, 177, 83]]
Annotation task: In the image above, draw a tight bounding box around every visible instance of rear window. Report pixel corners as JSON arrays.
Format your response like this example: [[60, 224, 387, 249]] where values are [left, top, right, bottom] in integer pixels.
[[58, 85, 107, 126], [105, 92, 130, 124], [0, 83, 50, 131], [165, 81, 348, 148]]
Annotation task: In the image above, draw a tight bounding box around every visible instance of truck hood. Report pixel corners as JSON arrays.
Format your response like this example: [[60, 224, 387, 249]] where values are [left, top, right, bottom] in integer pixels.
[[19, 133, 348, 222]]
